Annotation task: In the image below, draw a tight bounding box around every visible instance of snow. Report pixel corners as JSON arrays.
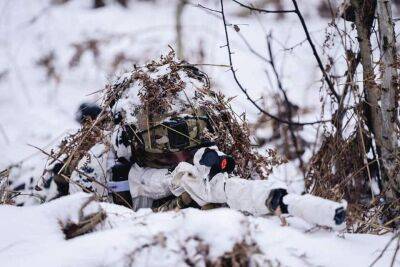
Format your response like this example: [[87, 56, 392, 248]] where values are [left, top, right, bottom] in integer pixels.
[[0, 0, 399, 266], [0, 193, 397, 267]]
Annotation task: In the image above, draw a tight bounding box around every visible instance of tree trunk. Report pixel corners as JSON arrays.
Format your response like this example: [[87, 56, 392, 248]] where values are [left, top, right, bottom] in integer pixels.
[[377, 0, 400, 200], [351, 0, 382, 146], [175, 0, 186, 60]]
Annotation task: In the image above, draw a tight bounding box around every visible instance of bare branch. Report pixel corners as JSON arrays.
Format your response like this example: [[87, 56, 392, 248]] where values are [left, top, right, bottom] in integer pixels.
[[237, 32, 268, 62], [290, 0, 340, 102], [197, 3, 221, 14], [266, 34, 305, 174], [232, 0, 341, 102], [370, 232, 400, 266], [219, 0, 329, 126], [232, 0, 296, 14]]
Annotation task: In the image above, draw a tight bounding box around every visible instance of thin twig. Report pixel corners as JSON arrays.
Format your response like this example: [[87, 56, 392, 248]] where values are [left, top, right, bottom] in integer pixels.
[[237, 32, 268, 61], [219, 0, 328, 126], [197, 3, 221, 14], [291, 0, 340, 102], [232, 0, 340, 102], [390, 236, 400, 267], [266, 34, 305, 175], [370, 232, 400, 266], [232, 0, 296, 14]]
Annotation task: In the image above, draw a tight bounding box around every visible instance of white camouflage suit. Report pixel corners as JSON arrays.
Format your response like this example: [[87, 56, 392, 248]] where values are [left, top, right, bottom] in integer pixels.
[[70, 143, 346, 229]]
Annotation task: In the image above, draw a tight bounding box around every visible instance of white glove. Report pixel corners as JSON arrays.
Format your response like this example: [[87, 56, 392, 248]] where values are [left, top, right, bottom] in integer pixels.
[[169, 162, 198, 197], [170, 161, 227, 206]]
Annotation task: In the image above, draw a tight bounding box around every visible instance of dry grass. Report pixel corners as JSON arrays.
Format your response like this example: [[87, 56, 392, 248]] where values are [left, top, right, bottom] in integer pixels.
[[0, 168, 11, 204], [306, 128, 398, 233]]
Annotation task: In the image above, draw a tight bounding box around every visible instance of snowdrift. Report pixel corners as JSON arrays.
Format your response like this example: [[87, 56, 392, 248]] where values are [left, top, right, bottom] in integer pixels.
[[0, 193, 396, 267]]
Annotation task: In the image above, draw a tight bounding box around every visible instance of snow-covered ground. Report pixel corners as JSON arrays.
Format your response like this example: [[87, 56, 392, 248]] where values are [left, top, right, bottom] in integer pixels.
[[0, 193, 397, 267], [0, 0, 398, 266]]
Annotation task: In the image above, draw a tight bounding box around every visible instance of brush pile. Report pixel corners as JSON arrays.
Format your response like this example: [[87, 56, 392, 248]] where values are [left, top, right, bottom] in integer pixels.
[[306, 129, 396, 234]]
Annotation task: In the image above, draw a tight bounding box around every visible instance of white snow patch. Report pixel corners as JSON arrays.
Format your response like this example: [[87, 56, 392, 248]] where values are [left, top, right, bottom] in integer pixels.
[[0, 193, 397, 267]]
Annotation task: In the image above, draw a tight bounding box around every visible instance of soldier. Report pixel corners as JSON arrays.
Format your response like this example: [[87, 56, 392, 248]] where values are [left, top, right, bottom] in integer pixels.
[[49, 53, 346, 229]]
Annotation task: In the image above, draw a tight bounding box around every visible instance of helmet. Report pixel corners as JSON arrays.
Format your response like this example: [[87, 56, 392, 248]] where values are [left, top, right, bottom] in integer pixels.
[[136, 109, 210, 153], [109, 55, 215, 168], [133, 109, 215, 168]]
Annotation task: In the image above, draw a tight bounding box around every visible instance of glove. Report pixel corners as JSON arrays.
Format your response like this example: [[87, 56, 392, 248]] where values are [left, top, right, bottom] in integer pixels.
[[170, 146, 233, 206], [170, 161, 227, 206]]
